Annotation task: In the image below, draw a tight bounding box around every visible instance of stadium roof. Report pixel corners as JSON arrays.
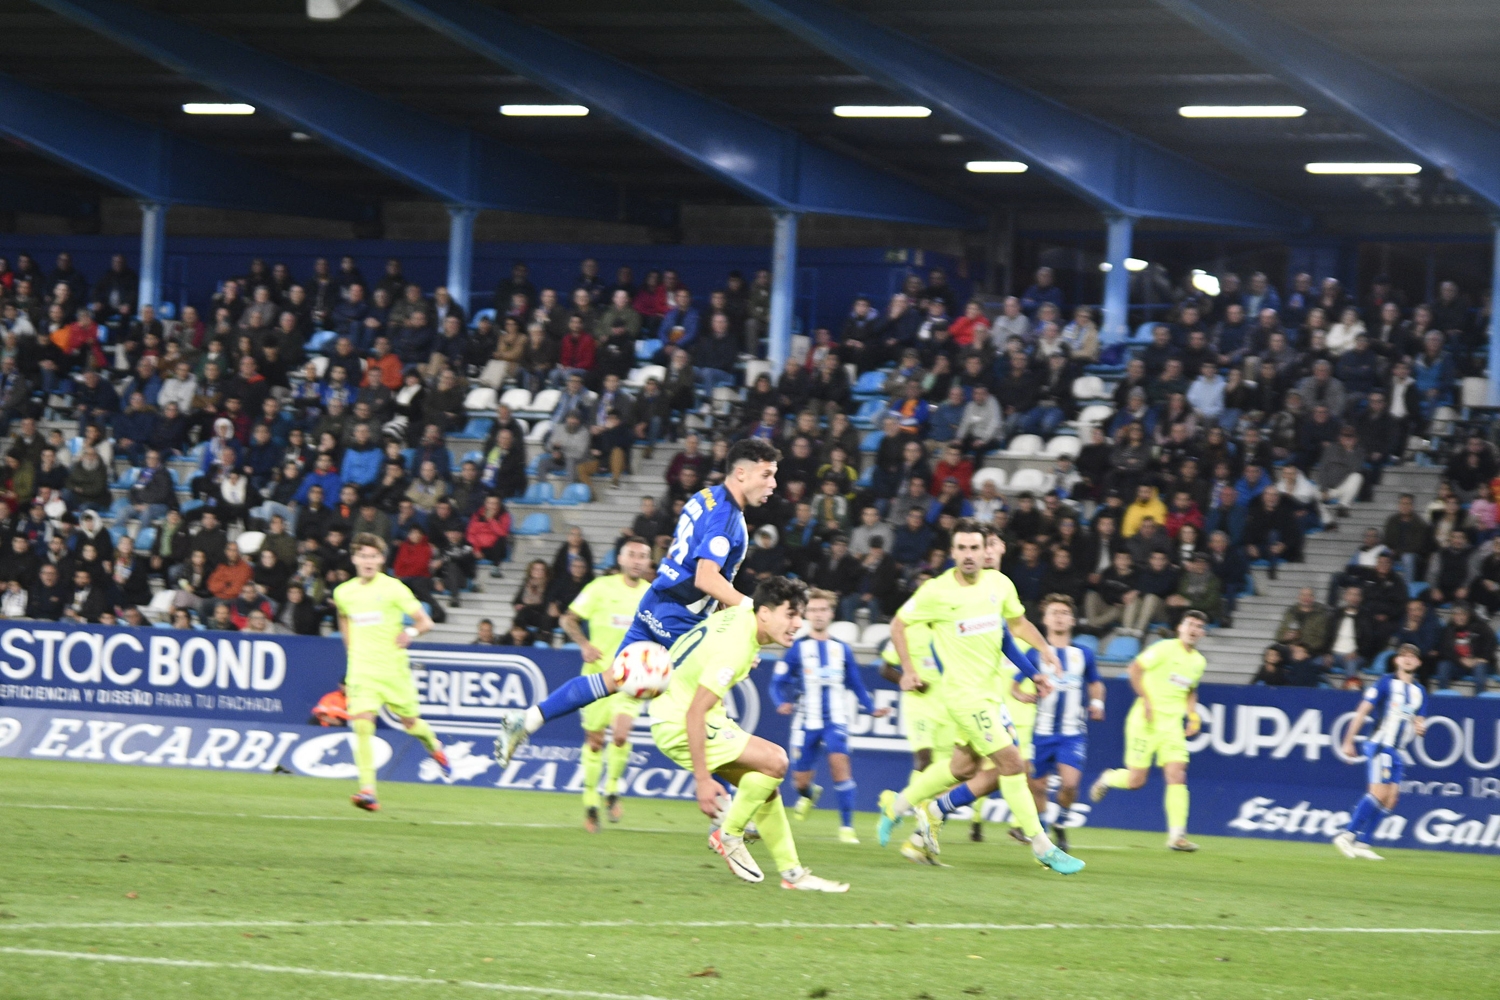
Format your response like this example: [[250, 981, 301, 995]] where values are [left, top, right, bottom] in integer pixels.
[[1, 0, 1496, 231]]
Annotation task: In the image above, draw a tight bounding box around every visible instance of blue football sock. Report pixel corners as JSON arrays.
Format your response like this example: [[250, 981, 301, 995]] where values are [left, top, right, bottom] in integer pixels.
[[537, 673, 610, 722], [834, 780, 857, 827], [1347, 794, 1381, 843], [936, 783, 977, 816]]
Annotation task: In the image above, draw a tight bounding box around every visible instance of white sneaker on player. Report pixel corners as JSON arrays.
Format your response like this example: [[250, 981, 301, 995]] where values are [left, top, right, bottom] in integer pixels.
[[1351, 843, 1384, 860], [708, 828, 764, 883], [837, 826, 860, 844], [493, 711, 529, 767], [1332, 831, 1359, 858], [913, 802, 941, 856], [1167, 835, 1199, 852], [899, 836, 940, 866], [1089, 775, 1111, 803], [780, 867, 849, 892]]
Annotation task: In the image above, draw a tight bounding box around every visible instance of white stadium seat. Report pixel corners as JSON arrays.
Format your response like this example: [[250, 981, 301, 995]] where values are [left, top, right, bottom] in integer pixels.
[[234, 531, 265, 555], [971, 467, 1007, 492], [827, 621, 860, 646], [1044, 435, 1082, 458], [1078, 403, 1114, 427], [524, 389, 560, 417], [500, 388, 533, 411], [1462, 377, 1488, 409], [1008, 467, 1049, 494], [1071, 375, 1107, 400], [860, 623, 891, 648], [464, 386, 498, 412], [526, 419, 552, 445], [1004, 434, 1044, 457]]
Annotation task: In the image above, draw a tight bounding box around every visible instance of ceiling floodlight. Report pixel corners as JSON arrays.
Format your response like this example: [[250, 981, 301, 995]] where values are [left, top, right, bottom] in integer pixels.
[[833, 105, 931, 118], [965, 161, 1028, 173], [1305, 162, 1420, 175], [500, 104, 589, 116], [1179, 105, 1306, 118], [183, 103, 255, 115]]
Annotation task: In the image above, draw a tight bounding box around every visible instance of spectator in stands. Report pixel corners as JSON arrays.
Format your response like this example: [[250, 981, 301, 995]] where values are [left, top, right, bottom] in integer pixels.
[[1327, 586, 1385, 682], [1245, 487, 1302, 578], [956, 384, 1003, 458], [1445, 434, 1499, 503], [1277, 588, 1331, 658], [1390, 598, 1442, 682], [1429, 528, 1476, 606], [1438, 602, 1494, 694], [1085, 550, 1138, 637], [1384, 493, 1434, 582], [1413, 330, 1454, 416], [63, 445, 109, 511], [1251, 644, 1289, 685], [1314, 426, 1364, 526], [207, 542, 252, 606]]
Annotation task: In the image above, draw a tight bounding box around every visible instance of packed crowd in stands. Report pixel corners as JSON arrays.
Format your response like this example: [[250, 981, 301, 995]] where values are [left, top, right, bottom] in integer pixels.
[[0, 248, 1495, 692]]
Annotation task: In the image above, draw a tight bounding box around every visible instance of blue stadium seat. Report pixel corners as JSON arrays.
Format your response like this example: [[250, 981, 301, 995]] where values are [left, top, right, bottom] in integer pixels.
[[156, 301, 177, 320], [1370, 650, 1394, 676], [470, 308, 497, 328], [523, 481, 555, 504], [636, 338, 662, 361], [553, 483, 592, 505], [860, 430, 883, 454], [107, 496, 133, 522], [108, 524, 128, 545], [1431, 689, 1464, 697], [1408, 582, 1430, 599], [852, 370, 888, 398], [855, 464, 875, 488], [1101, 635, 1140, 662], [1073, 634, 1100, 653], [401, 447, 417, 470], [181, 499, 205, 517], [111, 466, 140, 490], [516, 512, 552, 535], [462, 449, 484, 466], [852, 397, 888, 429], [459, 417, 494, 440], [526, 454, 542, 476], [1480, 691, 1500, 699], [136, 526, 157, 552]]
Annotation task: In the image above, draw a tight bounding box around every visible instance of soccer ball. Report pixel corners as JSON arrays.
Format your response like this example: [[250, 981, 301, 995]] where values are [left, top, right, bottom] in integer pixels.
[[611, 641, 673, 698]]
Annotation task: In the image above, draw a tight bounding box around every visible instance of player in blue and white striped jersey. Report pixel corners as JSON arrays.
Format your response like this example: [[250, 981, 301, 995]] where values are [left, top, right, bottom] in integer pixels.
[[494, 439, 780, 767], [1018, 594, 1104, 853], [772, 589, 889, 843], [1333, 642, 1428, 860]]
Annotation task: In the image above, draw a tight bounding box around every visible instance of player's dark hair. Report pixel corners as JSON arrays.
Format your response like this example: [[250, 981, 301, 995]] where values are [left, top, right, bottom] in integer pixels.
[[951, 516, 985, 539], [352, 532, 387, 556], [1183, 609, 1210, 623], [728, 438, 780, 468], [620, 535, 650, 550], [753, 576, 807, 614]]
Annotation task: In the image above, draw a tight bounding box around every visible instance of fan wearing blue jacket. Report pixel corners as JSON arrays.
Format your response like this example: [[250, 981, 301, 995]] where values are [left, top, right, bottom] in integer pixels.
[[772, 588, 890, 843]]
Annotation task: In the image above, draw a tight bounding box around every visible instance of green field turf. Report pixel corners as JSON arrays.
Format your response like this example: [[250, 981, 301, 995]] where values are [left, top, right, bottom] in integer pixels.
[[0, 759, 1495, 1000]]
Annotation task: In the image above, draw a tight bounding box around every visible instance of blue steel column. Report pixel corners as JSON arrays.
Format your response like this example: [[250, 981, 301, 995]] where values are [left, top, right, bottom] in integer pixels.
[[137, 200, 166, 309], [768, 210, 799, 380], [446, 205, 478, 314], [1488, 221, 1500, 406], [1102, 214, 1135, 343]]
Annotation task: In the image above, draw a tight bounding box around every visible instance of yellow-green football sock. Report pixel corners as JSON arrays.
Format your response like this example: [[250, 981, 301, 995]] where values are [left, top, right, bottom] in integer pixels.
[[1165, 783, 1189, 831], [604, 742, 630, 796], [723, 771, 781, 838], [352, 718, 377, 791], [1104, 767, 1132, 789], [753, 793, 800, 873], [897, 761, 962, 813], [580, 745, 604, 809], [999, 772, 1043, 839], [404, 718, 441, 754]]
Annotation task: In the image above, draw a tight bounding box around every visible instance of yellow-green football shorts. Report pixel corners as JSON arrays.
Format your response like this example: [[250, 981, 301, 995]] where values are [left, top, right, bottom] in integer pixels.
[[902, 688, 957, 753], [1012, 718, 1035, 761], [582, 690, 643, 733], [1124, 705, 1189, 769], [650, 717, 751, 773], [346, 670, 420, 719], [943, 688, 1019, 757]]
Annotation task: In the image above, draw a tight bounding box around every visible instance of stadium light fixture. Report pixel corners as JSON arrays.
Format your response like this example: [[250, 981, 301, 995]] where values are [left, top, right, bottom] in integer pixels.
[[1305, 162, 1421, 175], [1179, 105, 1306, 118], [1191, 270, 1222, 296], [965, 161, 1028, 174], [1125, 258, 1149, 272], [833, 106, 931, 118], [183, 103, 255, 115], [500, 104, 590, 117]]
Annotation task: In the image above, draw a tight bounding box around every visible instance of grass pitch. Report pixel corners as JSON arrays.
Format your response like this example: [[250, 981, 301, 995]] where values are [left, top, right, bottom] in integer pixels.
[[0, 759, 1495, 1000]]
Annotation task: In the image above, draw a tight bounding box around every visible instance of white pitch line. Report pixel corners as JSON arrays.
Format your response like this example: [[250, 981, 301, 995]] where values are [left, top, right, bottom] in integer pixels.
[[2, 919, 1496, 935], [0, 802, 681, 834], [0, 946, 681, 1000]]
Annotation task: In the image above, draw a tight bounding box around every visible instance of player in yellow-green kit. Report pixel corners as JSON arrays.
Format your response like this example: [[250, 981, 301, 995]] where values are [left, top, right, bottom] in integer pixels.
[[1089, 610, 1208, 851], [878, 518, 1083, 874], [335, 533, 446, 812], [561, 536, 652, 832], [650, 577, 847, 892]]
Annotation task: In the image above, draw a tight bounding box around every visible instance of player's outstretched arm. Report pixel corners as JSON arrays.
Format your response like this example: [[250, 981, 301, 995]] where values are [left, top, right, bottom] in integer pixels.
[[1341, 699, 1374, 758], [396, 607, 435, 648], [694, 558, 751, 611], [1127, 656, 1151, 722], [1007, 613, 1060, 674], [560, 609, 602, 664], [686, 684, 725, 817], [888, 615, 924, 691]]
